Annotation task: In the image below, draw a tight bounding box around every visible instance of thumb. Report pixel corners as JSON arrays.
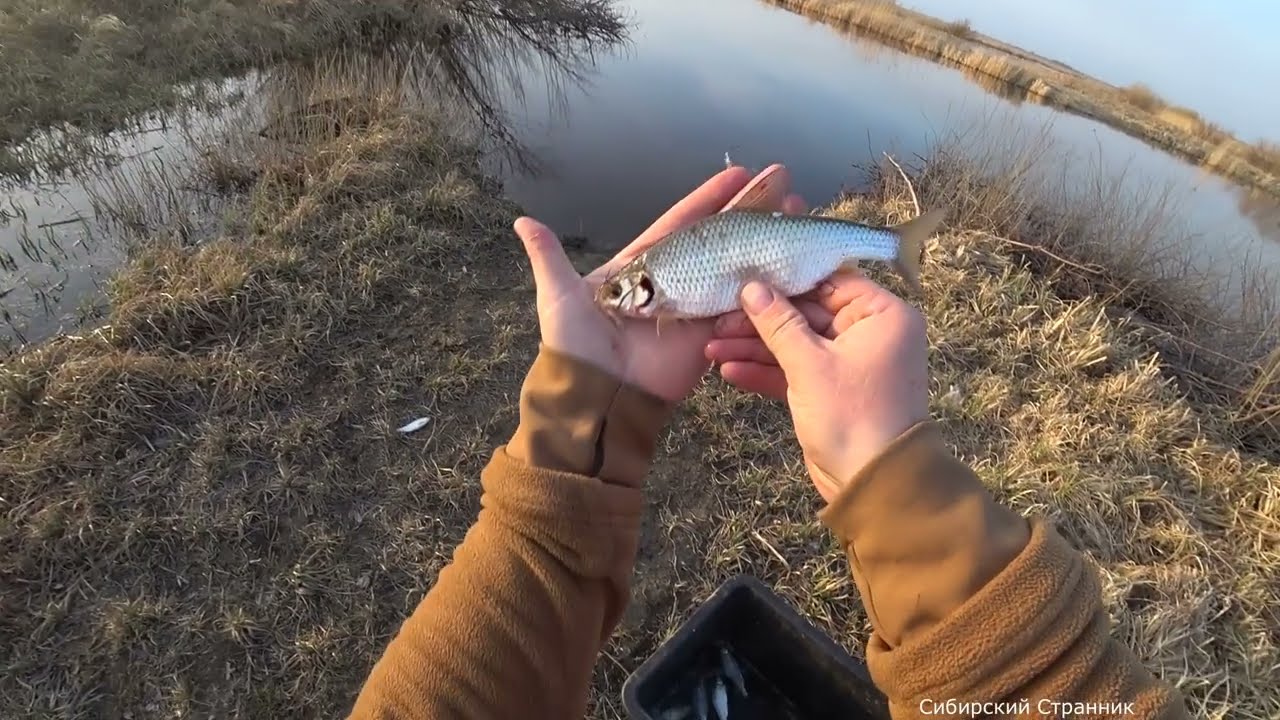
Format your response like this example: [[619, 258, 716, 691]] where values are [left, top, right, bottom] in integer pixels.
[[740, 281, 825, 370], [514, 217, 580, 300]]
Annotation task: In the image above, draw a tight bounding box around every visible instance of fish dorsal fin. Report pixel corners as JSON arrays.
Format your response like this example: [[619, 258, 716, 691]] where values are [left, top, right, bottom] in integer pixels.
[[725, 165, 790, 212]]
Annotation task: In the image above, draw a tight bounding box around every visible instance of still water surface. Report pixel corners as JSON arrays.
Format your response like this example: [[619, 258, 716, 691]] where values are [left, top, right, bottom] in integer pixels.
[[497, 0, 1280, 268], [2, 0, 1277, 352]]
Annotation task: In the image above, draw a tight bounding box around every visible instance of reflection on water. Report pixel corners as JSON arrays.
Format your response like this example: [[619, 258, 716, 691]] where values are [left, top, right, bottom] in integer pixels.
[[256, 6, 618, 179], [0, 7, 622, 353], [1240, 191, 1280, 241], [0, 92, 248, 351]]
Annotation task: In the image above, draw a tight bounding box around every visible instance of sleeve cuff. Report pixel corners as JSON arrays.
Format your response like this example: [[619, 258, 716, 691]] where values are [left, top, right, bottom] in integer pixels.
[[818, 421, 1031, 647], [865, 521, 1099, 704], [480, 446, 647, 579], [506, 345, 673, 488]]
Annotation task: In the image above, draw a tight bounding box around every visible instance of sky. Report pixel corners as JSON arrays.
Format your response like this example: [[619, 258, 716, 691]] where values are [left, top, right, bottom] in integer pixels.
[[901, 0, 1280, 144]]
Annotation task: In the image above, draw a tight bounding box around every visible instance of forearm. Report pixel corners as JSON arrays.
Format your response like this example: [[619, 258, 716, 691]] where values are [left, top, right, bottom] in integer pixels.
[[820, 422, 1189, 718], [350, 347, 670, 720]]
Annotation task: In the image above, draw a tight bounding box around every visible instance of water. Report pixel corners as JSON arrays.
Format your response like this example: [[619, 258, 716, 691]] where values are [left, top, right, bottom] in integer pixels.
[[0, 86, 251, 351], [3, 0, 1279, 352], [894, 0, 1280, 145], [0, 19, 602, 353], [495, 0, 1280, 287]]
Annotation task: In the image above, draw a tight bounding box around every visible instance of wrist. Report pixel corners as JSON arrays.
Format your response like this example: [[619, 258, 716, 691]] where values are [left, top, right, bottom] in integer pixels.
[[817, 413, 926, 494], [506, 345, 672, 488]]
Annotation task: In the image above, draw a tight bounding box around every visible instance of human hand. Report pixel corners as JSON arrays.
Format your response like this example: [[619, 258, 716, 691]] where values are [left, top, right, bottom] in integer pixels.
[[705, 273, 930, 501], [513, 164, 806, 403]]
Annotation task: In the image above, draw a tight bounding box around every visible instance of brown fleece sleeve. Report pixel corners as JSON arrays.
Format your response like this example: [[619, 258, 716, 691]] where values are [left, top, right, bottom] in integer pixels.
[[349, 345, 670, 720], [820, 422, 1191, 719]]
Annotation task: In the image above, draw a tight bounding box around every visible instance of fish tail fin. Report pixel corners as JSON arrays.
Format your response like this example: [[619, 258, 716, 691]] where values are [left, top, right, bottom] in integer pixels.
[[889, 207, 946, 296]]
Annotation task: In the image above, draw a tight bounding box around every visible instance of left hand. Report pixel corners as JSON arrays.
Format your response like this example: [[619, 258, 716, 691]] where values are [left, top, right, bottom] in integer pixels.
[[514, 163, 807, 403]]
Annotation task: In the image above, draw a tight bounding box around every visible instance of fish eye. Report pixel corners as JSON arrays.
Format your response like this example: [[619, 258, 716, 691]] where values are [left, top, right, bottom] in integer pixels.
[[607, 285, 621, 299]]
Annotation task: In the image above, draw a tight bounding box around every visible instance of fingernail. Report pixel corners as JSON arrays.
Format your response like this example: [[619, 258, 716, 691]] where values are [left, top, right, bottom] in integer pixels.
[[741, 282, 773, 312]]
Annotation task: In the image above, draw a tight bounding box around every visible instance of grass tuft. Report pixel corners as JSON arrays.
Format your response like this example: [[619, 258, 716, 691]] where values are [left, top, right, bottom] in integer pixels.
[[942, 18, 973, 39]]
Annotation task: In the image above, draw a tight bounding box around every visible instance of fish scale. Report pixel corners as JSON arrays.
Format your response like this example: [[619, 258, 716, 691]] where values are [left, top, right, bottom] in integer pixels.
[[640, 211, 908, 318]]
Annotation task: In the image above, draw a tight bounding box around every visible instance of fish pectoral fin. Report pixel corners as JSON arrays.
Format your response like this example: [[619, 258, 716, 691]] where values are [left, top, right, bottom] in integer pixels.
[[836, 258, 862, 274]]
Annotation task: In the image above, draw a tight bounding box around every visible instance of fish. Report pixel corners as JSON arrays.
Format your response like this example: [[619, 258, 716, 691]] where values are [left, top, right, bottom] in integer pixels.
[[719, 647, 747, 698], [693, 680, 709, 720], [595, 207, 946, 320], [661, 706, 692, 720], [712, 677, 729, 720], [396, 416, 432, 434]]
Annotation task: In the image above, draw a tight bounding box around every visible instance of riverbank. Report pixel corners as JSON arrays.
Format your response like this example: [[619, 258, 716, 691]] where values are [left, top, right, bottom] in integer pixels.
[[764, 0, 1280, 200], [0, 0, 622, 177], [2, 97, 1276, 717]]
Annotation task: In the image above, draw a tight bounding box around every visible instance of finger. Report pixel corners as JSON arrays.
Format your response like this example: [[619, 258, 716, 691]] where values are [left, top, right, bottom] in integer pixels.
[[739, 281, 826, 370], [514, 217, 580, 299], [803, 270, 879, 313], [705, 338, 777, 366], [597, 163, 793, 277], [718, 272, 880, 340], [714, 301, 834, 339], [824, 275, 905, 333], [781, 193, 807, 215], [722, 163, 791, 213], [719, 361, 788, 402]]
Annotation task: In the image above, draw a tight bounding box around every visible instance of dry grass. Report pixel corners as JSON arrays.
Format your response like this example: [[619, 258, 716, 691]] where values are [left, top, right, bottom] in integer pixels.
[[941, 18, 973, 39], [3, 108, 1278, 718], [3, 8, 1279, 717], [1120, 83, 1163, 113], [1, 110, 536, 719], [764, 0, 1280, 198], [0, 0, 623, 177]]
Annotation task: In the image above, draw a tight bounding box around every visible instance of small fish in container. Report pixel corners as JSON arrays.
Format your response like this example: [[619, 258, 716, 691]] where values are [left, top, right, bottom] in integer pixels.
[[621, 575, 889, 720]]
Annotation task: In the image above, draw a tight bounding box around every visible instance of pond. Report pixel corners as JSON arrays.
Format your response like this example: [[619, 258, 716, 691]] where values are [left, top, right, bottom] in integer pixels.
[[495, 0, 1280, 284], [2, 0, 1278, 353]]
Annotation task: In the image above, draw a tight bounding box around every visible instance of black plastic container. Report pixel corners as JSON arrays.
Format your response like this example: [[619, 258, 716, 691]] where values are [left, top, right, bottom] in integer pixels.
[[622, 575, 890, 720]]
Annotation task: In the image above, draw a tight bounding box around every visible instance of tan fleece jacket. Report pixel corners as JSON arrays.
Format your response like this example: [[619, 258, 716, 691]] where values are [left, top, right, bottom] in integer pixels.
[[350, 346, 1190, 719]]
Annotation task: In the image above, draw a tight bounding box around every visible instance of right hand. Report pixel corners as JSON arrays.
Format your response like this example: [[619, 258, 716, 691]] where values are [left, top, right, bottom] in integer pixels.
[[705, 273, 931, 501]]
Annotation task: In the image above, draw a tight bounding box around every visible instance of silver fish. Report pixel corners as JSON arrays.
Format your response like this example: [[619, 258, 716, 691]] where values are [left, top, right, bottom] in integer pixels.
[[719, 647, 747, 698], [693, 680, 709, 720], [712, 677, 729, 720], [596, 207, 945, 319]]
